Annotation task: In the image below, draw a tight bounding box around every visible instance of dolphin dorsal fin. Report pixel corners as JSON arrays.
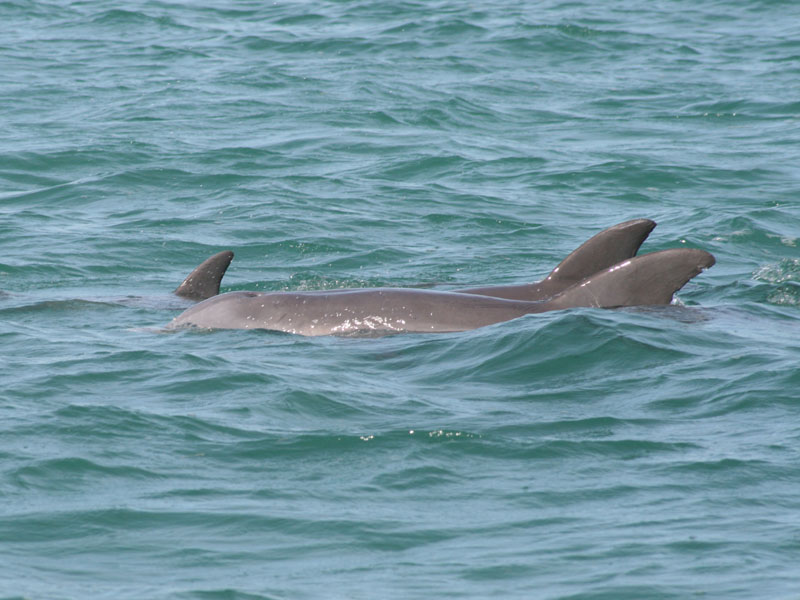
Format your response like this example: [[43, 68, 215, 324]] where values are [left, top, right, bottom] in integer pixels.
[[174, 250, 234, 301], [456, 218, 658, 301], [545, 218, 657, 285], [544, 248, 715, 310]]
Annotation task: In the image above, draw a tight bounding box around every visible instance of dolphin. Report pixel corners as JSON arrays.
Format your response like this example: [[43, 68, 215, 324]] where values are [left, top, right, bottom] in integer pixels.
[[173, 219, 658, 305], [166, 248, 715, 336]]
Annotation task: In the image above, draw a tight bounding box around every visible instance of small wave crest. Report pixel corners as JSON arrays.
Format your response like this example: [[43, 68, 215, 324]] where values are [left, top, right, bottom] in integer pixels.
[[753, 259, 800, 306]]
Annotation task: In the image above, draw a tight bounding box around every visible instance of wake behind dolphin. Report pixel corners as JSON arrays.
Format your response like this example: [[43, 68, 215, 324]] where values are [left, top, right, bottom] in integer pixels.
[[166, 220, 715, 336]]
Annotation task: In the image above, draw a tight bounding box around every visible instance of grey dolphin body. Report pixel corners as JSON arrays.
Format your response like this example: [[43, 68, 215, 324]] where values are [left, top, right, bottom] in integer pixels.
[[167, 248, 715, 336]]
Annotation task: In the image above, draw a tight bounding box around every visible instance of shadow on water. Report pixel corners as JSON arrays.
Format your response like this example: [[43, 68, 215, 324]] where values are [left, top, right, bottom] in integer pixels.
[[0, 294, 194, 316]]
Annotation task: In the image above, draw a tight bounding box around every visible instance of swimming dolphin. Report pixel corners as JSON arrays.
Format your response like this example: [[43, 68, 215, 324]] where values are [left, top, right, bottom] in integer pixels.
[[172, 219, 657, 303], [167, 248, 715, 336]]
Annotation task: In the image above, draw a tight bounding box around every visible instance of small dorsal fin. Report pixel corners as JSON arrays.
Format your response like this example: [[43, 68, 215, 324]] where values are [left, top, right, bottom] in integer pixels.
[[543, 248, 715, 311], [174, 250, 234, 301], [545, 218, 657, 285]]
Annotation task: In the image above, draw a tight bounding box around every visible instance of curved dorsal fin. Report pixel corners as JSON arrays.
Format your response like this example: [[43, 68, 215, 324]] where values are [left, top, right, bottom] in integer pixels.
[[543, 248, 715, 310], [545, 218, 656, 285], [174, 250, 234, 301], [457, 218, 656, 301]]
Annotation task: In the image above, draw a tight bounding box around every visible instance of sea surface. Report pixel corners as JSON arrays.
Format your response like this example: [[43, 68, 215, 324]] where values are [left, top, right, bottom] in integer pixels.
[[2, 1, 800, 598]]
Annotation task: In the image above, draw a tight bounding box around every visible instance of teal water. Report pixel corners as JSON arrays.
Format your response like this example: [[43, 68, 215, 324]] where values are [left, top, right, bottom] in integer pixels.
[[2, 1, 800, 598]]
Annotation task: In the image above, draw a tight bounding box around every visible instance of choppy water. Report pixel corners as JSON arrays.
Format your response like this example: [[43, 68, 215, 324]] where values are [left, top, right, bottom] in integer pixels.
[[2, 1, 800, 598]]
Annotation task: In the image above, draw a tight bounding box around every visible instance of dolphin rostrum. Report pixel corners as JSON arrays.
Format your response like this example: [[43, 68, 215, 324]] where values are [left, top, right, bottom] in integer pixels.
[[167, 248, 715, 336]]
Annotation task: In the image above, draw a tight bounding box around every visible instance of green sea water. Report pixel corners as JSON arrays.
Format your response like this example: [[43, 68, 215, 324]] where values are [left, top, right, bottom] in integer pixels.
[[2, 1, 800, 598]]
